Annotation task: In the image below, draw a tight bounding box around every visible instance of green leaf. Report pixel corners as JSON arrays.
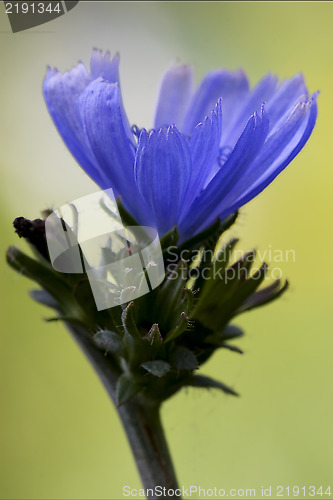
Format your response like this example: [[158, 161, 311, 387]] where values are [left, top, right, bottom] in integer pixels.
[[184, 374, 238, 396], [116, 373, 140, 406], [170, 346, 198, 371], [141, 360, 171, 378], [94, 330, 123, 354]]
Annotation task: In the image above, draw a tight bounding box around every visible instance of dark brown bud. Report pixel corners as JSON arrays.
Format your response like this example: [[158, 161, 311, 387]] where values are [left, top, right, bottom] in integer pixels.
[[13, 217, 49, 261]]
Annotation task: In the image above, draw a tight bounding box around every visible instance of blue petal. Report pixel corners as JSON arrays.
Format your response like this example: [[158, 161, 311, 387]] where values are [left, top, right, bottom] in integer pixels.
[[180, 99, 222, 216], [265, 74, 308, 133], [222, 74, 278, 148], [154, 64, 194, 130], [79, 79, 152, 224], [183, 69, 249, 135], [218, 94, 318, 220], [43, 64, 108, 188], [91, 49, 134, 146], [90, 49, 120, 83], [179, 108, 269, 239], [135, 126, 191, 235]]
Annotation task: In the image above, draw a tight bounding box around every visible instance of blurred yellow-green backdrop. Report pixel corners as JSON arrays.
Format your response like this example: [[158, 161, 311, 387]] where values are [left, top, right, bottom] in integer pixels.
[[1, 2, 333, 499]]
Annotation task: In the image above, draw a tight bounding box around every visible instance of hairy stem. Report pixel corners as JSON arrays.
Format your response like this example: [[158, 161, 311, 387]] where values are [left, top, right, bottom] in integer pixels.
[[66, 322, 180, 499]]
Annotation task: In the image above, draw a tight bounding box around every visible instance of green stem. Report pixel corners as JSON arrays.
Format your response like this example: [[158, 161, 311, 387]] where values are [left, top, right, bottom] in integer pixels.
[[66, 322, 181, 500]]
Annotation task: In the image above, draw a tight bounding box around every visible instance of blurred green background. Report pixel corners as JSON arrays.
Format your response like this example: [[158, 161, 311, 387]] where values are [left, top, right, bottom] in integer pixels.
[[1, 2, 332, 499]]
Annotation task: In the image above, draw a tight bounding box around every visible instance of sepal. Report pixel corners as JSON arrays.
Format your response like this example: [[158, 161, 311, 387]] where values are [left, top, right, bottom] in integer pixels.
[[170, 347, 198, 371], [184, 374, 238, 396], [121, 301, 142, 342], [236, 279, 289, 313], [204, 324, 244, 343], [192, 241, 268, 331], [94, 329, 123, 355], [144, 323, 163, 345], [165, 312, 189, 343], [29, 289, 59, 309], [154, 259, 188, 332], [160, 226, 179, 251], [141, 360, 171, 378], [179, 211, 238, 252], [8, 206, 288, 405]]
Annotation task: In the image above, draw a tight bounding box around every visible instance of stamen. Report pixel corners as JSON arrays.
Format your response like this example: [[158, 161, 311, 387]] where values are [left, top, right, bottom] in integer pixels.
[[131, 124, 142, 139]]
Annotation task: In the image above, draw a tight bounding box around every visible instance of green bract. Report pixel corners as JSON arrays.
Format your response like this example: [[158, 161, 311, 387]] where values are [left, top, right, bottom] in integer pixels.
[[8, 208, 287, 407]]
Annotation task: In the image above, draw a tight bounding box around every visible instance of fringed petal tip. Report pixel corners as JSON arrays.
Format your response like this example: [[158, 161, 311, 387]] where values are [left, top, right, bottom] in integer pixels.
[[90, 49, 120, 83], [166, 61, 193, 75], [166, 123, 184, 139], [214, 88, 319, 223], [290, 72, 307, 90], [258, 104, 269, 130], [43, 62, 89, 96], [210, 97, 222, 122], [309, 90, 320, 105], [182, 67, 250, 135], [44, 65, 58, 78], [44, 60, 87, 78], [42, 50, 319, 241], [192, 98, 222, 137], [43, 66, 59, 93], [137, 128, 149, 147], [90, 48, 120, 64]]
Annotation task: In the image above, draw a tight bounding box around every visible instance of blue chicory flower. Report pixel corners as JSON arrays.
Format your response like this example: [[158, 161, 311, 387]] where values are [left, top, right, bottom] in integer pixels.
[[43, 50, 318, 242]]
